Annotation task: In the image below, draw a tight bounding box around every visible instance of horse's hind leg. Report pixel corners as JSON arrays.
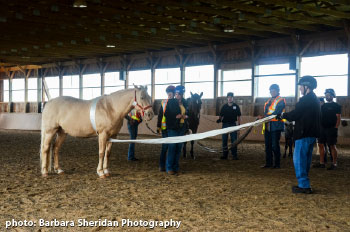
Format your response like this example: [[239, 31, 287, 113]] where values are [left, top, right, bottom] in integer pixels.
[[53, 130, 67, 174], [103, 141, 113, 177], [190, 141, 195, 159], [41, 130, 56, 177]]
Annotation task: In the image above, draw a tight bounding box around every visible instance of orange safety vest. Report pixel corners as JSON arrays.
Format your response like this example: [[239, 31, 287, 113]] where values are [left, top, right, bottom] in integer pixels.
[[161, 99, 168, 130], [262, 96, 286, 134], [129, 109, 141, 122]]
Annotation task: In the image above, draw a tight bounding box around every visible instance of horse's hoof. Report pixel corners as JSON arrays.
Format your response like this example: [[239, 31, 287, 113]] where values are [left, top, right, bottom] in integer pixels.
[[55, 169, 64, 175], [99, 174, 106, 179], [42, 173, 49, 178], [104, 172, 110, 177]]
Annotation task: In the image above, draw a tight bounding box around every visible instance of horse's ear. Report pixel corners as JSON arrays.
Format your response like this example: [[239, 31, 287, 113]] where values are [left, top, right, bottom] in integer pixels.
[[199, 92, 203, 98], [144, 85, 148, 91], [190, 92, 193, 97], [133, 84, 140, 89]]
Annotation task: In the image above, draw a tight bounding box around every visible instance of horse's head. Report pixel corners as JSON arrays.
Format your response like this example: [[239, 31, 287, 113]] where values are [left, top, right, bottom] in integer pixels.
[[189, 91, 203, 116], [134, 85, 154, 121]]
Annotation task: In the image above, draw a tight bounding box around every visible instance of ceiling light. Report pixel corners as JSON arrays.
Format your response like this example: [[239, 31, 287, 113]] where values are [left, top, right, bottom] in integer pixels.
[[73, 0, 87, 8], [106, 45, 116, 48], [224, 28, 235, 33]]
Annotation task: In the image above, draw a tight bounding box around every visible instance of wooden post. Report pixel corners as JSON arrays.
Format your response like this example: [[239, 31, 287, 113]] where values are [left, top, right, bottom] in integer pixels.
[[24, 71, 29, 103], [345, 25, 350, 97], [59, 66, 63, 97], [37, 69, 42, 113]]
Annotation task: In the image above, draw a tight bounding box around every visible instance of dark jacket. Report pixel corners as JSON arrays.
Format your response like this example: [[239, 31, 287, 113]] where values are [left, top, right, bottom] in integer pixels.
[[283, 92, 320, 140], [164, 98, 188, 130]]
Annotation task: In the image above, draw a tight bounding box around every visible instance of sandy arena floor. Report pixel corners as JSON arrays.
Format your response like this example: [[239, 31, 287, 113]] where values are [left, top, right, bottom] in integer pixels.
[[0, 130, 349, 231]]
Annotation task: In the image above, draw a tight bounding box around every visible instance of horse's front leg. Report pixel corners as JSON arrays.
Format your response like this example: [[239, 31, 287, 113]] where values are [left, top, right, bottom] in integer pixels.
[[183, 142, 187, 158], [103, 140, 113, 177], [190, 140, 195, 159], [97, 133, 108, 178]]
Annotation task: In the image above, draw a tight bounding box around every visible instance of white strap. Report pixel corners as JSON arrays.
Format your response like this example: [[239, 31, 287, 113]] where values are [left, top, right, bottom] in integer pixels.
[[109, 115, 276, 144], [90, 97, 101, 132]]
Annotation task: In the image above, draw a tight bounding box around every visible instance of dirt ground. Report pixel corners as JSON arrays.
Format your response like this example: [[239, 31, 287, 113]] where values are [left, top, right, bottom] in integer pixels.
[[0, 130, 349, 232]]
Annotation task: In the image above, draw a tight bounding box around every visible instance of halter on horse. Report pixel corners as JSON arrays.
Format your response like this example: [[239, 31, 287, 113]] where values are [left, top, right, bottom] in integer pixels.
[[183, 92, 203, 159], [40, 86, 153, 178]]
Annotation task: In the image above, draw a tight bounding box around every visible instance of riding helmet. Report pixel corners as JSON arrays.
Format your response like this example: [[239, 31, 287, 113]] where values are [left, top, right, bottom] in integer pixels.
[[325, 88, 336, 97], [175, 85, 185, 95], [298, 75, 317, 90], [166, 85, 176, 93], [269, 84, 280, 92]]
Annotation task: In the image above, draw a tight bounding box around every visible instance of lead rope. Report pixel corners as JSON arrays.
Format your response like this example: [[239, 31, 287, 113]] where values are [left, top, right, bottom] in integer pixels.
[[195, 126, 253, 153]]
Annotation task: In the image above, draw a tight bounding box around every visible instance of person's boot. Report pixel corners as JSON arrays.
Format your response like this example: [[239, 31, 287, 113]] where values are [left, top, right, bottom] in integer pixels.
[[312, 163, 325, 168], [327, 163, 337, 170], [292, 186, 313, 194]]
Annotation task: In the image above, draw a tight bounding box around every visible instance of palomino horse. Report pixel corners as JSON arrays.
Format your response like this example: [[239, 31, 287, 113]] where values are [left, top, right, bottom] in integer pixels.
[[183, 92, 203, 159], [40, 86, 154, 178]]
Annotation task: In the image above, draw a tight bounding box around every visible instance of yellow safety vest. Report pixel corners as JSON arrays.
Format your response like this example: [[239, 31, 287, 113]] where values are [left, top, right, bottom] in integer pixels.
[[129, 109, 141, 122], [161, 99, 168, 130], [262, 96, 286, 134]]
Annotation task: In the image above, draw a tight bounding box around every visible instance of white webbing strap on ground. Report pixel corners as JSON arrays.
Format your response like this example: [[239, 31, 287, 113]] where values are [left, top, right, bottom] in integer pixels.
[[89, 97, 101, 132], [109, 115, 276, 144]]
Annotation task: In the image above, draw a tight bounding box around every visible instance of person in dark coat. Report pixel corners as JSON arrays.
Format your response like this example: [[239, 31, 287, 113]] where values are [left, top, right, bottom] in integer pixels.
[[157, 85, 175, 171], [164, 85, 188, 175], [216, 92, 241, 160], [279, 76, 320, 194]]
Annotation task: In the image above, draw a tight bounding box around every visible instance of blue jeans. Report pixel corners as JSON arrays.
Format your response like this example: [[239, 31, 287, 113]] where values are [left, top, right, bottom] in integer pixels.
[[167, 126, 186, 172], [127, 122, 138, 160], [159, 130, 169, 169], [293, 137, 316, 188], [222, 122, 237, 158], [264, 130, 282, 167]]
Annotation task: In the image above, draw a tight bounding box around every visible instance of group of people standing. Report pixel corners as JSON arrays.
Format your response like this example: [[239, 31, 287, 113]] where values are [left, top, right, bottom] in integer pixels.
[[125, 75, 341, 193], [260, 76, 341, 194], [125, 84, 188, 175]]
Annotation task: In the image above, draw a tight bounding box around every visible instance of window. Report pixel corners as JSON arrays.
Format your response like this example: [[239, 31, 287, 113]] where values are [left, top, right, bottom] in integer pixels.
[[220, 69, 252, 96], [155, 68, 180, 99], [104, 72, 124, 95], [3, 79, 9, 102], [83, 74, 101, 100], [44, 76, 60, 99], [128, 70, 151, 95], [12, 78, 25, 102], [300, 54, 348, 96], [63, 75, 79, 98], [256, 63, 295, 97], [185, 65, 214, 99], [28, 78, 38, 102]]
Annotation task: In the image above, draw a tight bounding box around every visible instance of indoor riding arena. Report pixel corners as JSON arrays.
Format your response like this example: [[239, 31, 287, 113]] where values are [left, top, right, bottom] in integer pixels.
[[1, 1, 350, 231]]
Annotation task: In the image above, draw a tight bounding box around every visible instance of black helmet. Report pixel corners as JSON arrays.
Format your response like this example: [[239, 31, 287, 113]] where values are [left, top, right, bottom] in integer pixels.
[[325, 88, 336, 97], [298, 75, 317, 90], [269, 84, 280, 92], [165, 85, 175, 93], [175, 85, 185, 95], [227, 92, 234, 97]]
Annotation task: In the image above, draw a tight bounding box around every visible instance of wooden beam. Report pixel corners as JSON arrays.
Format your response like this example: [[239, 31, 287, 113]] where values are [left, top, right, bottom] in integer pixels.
[[253, 0, 350, 19]]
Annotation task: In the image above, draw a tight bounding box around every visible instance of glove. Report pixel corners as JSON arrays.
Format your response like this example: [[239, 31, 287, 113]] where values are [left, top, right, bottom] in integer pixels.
[[157, 127, 162, 134], [216, 118, 222, 123], [275, 113, 283, 120]]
